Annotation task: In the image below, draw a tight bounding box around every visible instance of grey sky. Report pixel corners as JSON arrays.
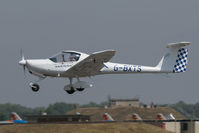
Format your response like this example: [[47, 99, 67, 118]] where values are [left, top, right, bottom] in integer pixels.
[[0, 0, 198, 107]]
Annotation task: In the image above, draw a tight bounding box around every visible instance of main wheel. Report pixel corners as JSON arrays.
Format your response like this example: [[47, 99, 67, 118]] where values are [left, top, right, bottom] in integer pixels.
[[31, 83, 40, 92], [76, 88, 85, 92], [66, 87, 75, 94]]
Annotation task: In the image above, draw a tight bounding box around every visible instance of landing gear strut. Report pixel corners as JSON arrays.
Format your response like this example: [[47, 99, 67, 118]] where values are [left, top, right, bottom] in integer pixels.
[[29, 77, 45, 92], [76, 78, 85, 92], [65, 78, 76, 94]]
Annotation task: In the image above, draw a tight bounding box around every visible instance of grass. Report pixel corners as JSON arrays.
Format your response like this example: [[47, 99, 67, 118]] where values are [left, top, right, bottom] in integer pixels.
[[0, 123, 173, 133]]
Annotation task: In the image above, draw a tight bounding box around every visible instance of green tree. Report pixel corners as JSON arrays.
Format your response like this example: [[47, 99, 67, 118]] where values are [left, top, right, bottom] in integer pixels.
[[46, 102, 75, 115], [0, 112, 6, 121]]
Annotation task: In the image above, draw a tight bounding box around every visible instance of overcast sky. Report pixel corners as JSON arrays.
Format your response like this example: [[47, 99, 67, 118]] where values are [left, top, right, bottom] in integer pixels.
[[0, 0, 198, 107]]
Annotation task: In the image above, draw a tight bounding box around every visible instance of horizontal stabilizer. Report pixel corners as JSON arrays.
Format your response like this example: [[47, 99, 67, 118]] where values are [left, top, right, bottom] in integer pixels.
[[166, 42, 191, 48]]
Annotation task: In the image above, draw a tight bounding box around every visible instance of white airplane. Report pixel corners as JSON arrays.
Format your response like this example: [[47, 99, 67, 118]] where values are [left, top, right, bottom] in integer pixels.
[[19, 42, 190, 94]]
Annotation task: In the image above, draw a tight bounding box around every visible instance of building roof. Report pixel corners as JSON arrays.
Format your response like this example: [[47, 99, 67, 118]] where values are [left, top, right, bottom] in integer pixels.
[[25, 115, 90, 119], [67, 107, 186, 121], [110, 98, 139, 102]]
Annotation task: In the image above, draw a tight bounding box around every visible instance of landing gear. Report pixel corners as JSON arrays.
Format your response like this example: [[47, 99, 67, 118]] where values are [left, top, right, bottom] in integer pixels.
[[66, 87, 75, 94], [29, 77, 45, 92], [76, 88, 85, 91], [64, 78, 76, 94], [64, 77, 92, 94], [29, 83, 40, 92], [76, 78, 85, 92]]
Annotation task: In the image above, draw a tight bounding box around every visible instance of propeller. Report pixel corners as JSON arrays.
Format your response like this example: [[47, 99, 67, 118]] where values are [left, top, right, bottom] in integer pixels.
[[19, 49, 27, 76]]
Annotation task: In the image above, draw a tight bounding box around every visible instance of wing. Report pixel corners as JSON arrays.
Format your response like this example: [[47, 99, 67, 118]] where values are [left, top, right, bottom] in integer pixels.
[[65, 49, 115, 77]]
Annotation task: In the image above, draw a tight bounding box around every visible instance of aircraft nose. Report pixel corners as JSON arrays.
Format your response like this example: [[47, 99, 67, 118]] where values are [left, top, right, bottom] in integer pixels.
[[25, 60, 44, 69]]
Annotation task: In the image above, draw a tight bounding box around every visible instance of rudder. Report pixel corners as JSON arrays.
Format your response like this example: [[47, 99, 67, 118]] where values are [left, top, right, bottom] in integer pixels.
[[173, 48, 188, 73]]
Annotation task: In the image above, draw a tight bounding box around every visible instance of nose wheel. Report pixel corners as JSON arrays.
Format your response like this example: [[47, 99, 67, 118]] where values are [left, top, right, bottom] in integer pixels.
[[29, 77, 45, 92], [29, 82, 40, 92], [76, 88, 85, 91]]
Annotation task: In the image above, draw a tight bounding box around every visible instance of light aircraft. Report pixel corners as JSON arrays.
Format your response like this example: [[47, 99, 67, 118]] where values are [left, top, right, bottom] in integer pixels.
[[0, 112, 28, 124], [19, 42, 190, 94]]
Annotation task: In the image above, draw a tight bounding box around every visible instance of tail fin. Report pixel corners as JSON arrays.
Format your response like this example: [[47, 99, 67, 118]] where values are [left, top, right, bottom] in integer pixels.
[[132, 113, 142, 120], [103, 113, 114, 121], [10, 112, 22, 120], [156, 42, 190, 73], [157, 113, 166, 120], [165, 113, 175, 120], [10, 112, 28, 124]]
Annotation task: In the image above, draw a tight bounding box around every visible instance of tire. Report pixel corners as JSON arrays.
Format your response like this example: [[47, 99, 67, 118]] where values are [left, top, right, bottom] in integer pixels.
[[77, 88, 85, 92], [31, 84, 40, 92], [66, 87, 75, 94]]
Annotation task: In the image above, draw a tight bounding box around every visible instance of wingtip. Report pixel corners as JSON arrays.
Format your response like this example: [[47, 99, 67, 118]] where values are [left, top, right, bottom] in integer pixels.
[[105, 49, 116, 52], [106, 49, 116, 54]]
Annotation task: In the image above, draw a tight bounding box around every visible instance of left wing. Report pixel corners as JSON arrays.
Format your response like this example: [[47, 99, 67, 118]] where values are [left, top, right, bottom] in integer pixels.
[[65, 49, 115, 77]]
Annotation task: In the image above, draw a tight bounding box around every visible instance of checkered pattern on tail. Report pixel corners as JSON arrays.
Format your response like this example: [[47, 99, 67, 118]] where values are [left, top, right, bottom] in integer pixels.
[[173, 48, 188, 73]]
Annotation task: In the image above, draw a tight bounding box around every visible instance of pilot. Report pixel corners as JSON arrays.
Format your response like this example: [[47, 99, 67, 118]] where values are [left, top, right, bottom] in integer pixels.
[[69, 54, 80, 61]]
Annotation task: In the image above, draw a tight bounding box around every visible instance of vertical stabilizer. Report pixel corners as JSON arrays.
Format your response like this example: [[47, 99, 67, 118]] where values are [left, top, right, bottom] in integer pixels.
[[132, 113, 142, 120], [157, 113, 166, 120], [10, 112, 22, 120], [156, 42, 190, 73], [103, 113, 114, 121], [165, 113, 175, 120], [10, 112, 28, 124]]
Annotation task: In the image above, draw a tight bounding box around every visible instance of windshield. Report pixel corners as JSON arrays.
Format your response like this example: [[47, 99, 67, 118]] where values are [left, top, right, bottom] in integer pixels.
[[49, 52, 81, 63]]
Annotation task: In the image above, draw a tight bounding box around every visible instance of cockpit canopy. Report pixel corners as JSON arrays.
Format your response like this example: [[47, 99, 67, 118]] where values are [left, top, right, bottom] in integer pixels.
[[49, 51, 81, 63]]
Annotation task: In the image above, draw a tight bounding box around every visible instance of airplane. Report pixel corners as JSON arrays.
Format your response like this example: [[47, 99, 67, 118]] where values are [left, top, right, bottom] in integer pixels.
[[18, 42, 190, 94], [0, 112, 28, 124], [132, 113, 142, 120], [103, 113, 114, 121], [157, 113, 175, 120]]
